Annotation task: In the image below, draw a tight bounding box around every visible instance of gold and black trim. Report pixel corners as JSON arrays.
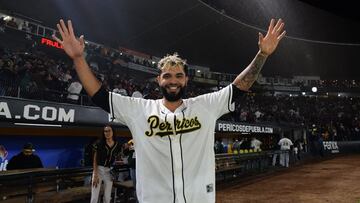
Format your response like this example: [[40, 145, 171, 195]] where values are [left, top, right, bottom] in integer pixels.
[[145, 115, 202, 137]]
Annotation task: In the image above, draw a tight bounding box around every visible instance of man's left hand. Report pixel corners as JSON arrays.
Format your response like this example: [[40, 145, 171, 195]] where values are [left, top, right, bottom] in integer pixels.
[[258, 19, 286, 56]]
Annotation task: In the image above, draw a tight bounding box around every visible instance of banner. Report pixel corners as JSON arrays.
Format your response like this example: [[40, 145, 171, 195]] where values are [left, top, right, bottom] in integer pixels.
[[216, 121, 274, 134], [0, 96, 119, 127], [323, 141, 339, 154]]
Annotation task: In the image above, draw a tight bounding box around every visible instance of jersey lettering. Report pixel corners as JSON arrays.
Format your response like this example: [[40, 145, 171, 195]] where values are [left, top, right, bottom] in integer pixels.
[[145, 115, 202, 137]]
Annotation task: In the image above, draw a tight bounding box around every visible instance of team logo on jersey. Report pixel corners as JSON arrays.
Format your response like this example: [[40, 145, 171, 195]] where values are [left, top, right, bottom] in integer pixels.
[[145, 115, 201, 137]]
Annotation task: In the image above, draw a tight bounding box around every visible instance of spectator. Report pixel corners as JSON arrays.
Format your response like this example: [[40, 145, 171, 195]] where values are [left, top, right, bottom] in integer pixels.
[[214, 140, 224, 154], [293, 139, 303, 161], [7, 143, 43, 170], [232, 139, 242, 154], [91, 124, 122, 203], [131, 89, 142, 98], [67, 78, 83, 104], [250, 137, 262, 151], [60, 69, 72, 83], [127, 139, 137, 200], [6, 18, 18, 28], [113, 84, 128, 96]]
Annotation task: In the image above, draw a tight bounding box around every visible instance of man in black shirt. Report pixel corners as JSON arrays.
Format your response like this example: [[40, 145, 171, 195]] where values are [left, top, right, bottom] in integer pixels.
[[7, 143, 43, 170]]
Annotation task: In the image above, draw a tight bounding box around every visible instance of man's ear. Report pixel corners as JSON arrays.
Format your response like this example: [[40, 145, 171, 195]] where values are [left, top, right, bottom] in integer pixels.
[[185, 76, 189, 84], [157, 75, 160, 84]]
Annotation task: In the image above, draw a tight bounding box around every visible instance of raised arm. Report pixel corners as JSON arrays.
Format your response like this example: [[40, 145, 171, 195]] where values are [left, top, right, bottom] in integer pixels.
[[53, 19, 101, 97], [233, 19, 286, 91]]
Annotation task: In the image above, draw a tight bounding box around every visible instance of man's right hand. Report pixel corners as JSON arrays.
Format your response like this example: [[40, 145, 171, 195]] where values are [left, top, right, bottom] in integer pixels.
[[53, 19, 85, 60]]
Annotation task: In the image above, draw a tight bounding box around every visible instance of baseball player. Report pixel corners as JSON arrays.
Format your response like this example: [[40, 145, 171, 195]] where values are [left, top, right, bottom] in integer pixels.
[[278, 136, 293, 167], [53, 18, 285, 203]]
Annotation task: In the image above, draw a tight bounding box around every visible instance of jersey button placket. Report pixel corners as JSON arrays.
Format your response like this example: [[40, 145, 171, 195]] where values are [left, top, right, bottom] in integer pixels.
[[168, 113, 184, 203]]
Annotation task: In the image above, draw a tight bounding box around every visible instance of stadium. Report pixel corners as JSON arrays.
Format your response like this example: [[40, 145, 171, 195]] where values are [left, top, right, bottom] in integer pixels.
[[0, 0, 360, 202]]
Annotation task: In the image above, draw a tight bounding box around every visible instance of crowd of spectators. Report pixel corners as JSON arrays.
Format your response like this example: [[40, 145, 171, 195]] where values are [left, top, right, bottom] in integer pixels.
[[0, 40, 210, 104], [318, 79, 360, 89], [1, 18, 359, 143], [1, 45, 359, 142], [232, 94, 360, 141], [0, 47, 78, 102], [293, 79, 360, 90]]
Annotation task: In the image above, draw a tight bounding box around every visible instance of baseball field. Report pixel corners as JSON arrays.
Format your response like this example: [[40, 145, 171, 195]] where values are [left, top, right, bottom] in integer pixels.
[[217, 154, 360, 202]]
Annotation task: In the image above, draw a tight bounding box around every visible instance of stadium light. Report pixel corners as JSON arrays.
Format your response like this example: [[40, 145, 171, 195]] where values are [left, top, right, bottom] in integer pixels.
[[302, 92, 306, 95], [3, 16, 11, 21], [311, 87, 317, 93]]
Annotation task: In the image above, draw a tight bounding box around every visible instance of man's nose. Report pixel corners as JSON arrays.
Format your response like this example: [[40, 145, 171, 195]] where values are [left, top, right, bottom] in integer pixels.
[[167, 77, 179, 84]]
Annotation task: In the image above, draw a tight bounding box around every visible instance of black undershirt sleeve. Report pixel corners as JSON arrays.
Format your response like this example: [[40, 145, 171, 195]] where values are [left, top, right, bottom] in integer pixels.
[[231, 84, 247, 103], [91, 86, 110, 113]]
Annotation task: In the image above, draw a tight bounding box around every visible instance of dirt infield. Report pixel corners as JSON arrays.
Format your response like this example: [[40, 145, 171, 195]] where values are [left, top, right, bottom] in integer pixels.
[[217, 154, 360, 203]]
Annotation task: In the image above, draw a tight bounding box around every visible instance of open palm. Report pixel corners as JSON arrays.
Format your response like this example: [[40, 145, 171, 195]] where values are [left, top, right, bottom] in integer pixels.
[[53, 19, 85, 60], [258, 19, 286, 56]]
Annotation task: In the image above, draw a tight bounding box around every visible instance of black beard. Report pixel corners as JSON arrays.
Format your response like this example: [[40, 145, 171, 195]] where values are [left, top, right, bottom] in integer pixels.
[[160, 85, 186, 102]]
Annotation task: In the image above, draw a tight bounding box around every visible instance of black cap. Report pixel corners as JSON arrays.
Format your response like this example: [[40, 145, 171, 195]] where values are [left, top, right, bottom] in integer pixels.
[[23, 143, 35, 152]]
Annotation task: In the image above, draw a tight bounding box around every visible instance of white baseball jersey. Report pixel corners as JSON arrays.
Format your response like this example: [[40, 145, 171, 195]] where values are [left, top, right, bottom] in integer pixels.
[[250, 139, 262, 150], [109, 85, 235, 203], [278, 138, 293, 150]]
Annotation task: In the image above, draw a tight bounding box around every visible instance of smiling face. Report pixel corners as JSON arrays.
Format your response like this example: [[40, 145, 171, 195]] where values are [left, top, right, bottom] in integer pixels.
[[157, 53, 189, 102], [157, 64, 188, 102]]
